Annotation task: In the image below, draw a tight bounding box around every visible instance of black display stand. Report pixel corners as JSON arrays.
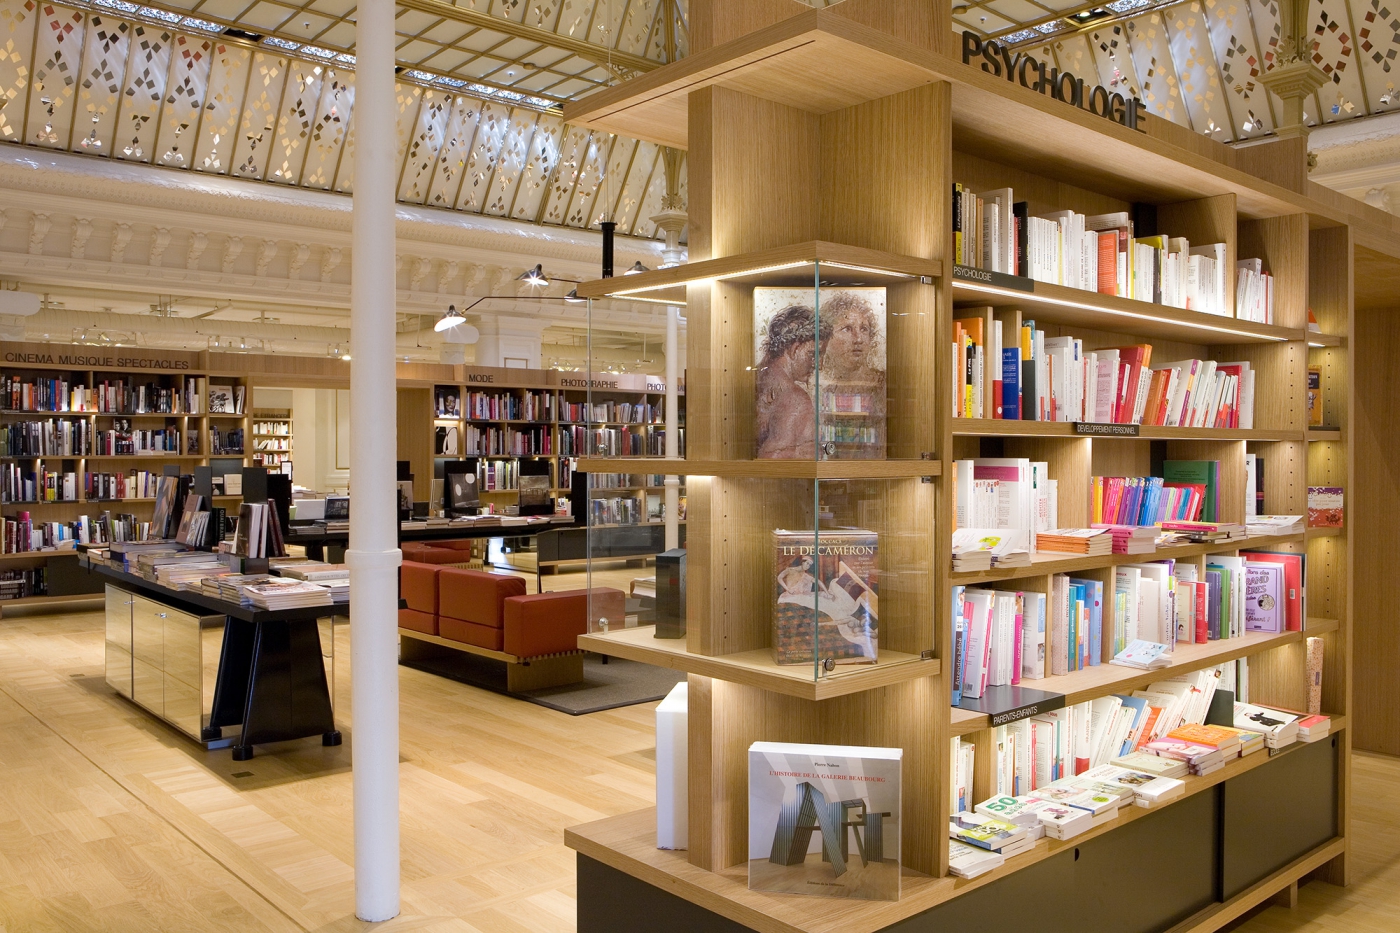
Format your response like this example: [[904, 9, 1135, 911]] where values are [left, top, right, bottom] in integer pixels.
[[577, 738, 1340, 933], [90, 556, 341, 760]]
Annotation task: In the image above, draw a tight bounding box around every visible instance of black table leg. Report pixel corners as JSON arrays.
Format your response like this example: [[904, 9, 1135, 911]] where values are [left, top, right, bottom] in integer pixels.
[[208, 618, 254, 740], [233, 618, 337, 760]]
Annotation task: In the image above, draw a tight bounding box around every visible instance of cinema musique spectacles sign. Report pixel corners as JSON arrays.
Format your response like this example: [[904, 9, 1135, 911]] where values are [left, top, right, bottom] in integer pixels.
[[961, 31, 1148, 134]]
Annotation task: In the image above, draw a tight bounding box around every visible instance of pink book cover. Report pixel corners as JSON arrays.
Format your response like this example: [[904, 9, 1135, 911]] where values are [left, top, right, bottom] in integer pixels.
[[1011, 593, 1024, 686]]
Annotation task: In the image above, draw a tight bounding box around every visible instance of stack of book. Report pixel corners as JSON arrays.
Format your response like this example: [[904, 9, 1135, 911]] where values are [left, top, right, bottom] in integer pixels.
[[1036, 528, 1112, 556], [1246, 514, 1305, 537], [274, 561, 348, 582], [1232, 702, 1302, 748], [951, 529, 1030, 571], [1091, 524, 1157, 555], [949, 812, 1034, 858], [948, 839, 1004, 879], [241, 580, 333, 610], [200, 572, 272, 604], [154, 556, 228, 590], [1160, 520, 1247, 542]]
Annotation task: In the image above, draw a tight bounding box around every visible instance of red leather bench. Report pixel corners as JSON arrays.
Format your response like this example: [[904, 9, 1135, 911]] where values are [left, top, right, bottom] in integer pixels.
[[397, 563, 624, 692]]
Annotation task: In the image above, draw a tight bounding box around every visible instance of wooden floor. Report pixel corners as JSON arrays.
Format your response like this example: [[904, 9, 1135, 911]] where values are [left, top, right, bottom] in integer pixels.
[[0, 570, 1395, 931]]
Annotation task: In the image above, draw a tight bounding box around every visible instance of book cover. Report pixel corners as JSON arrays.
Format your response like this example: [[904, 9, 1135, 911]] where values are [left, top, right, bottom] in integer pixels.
[[772, 529, 878, 665], [1243, 563, 1283, 633], [1307, 486, 1343, 528], [754, 288, 886, 460], [749, 742, 901, 901]]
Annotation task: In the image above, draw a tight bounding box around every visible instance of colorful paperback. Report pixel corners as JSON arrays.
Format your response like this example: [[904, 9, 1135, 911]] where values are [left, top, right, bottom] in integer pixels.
[[771, 529, 878, 666]]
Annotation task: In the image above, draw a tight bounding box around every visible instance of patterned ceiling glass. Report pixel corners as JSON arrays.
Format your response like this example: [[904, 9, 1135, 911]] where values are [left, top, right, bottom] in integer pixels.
[[963, 0, 1400, 142], [0, 0, 687, 236]]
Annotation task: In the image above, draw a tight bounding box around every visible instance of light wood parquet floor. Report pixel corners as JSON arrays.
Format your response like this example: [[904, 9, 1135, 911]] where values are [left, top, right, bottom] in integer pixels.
[[0, 562, 1396, 932]]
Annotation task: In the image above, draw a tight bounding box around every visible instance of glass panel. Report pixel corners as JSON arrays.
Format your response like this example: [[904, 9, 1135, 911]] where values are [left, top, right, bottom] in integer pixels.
[[584, 254, 938, 681]]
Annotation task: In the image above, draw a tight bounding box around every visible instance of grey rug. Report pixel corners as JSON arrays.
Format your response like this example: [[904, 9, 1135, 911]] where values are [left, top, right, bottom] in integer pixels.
[[400, 651, 684, 715]]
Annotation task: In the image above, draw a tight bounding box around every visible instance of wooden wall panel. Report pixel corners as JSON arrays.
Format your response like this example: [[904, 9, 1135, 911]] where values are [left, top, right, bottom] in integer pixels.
[[395, 387, 432, 501]]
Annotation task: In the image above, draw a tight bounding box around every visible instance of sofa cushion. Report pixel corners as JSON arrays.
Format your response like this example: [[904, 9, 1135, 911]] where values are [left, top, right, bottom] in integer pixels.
[[439, 567, 527, 630], [398, 608, 437, 636], [435, 539, 477, 551], [439, 616, 504, 651], [503, 586, 626, 658], [401, 542, 464, 565], [399, 561, 440, 615]]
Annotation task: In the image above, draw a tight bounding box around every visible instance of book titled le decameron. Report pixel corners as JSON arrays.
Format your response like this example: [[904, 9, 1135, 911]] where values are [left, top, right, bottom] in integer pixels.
[[749, 742, 902, 901], [772, 529, 878, 665]]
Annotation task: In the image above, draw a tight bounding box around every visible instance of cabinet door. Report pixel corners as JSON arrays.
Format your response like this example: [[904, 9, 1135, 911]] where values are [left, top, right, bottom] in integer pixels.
[[162, 673, 201, 738], [162, 609, 201, 688], [130, 596, 165, 714], [104, 586, 133, 699]]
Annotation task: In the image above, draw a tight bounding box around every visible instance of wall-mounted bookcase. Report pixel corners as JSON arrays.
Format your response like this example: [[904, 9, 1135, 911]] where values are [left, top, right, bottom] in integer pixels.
[[560, 3, 1369, 932], [251, 407, 293, 477], [395, 367, 685, 525]]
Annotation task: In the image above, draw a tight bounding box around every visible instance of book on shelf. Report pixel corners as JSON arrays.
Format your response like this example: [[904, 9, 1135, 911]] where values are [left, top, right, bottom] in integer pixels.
[[748, 742, 901, 901], [1228, 702, 1300, 748], [1036, 528, 1112, 556], [1235, 258, 1275, 323], [952, 528, 1030, 571], [950, 186, 1230, 315], [949, 812, 1029, 854], [771, 529, 878, 666], [1307, 366, 1324, 427], [753, 287, 886, 460], [948, 839, 1004, 879], [1111, 640, 1172, 670], [1307, 486, 1344, 528], [1307, 636, 1325, 714], [951, 738, 976, 813], [1246, 514, 1303, 537], [1238, 550, 1305, 632]]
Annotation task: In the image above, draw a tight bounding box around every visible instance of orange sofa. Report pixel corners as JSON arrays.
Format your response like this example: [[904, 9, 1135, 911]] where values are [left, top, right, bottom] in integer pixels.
[[397, 562, 624, 691]]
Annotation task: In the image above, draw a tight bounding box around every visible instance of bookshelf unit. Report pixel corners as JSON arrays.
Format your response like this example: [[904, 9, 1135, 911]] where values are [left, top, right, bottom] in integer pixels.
[[251, 407, 293, 476], [0, 343, 254, 613], [562, 3, 1368, 932], [395, 366, 685, 527]]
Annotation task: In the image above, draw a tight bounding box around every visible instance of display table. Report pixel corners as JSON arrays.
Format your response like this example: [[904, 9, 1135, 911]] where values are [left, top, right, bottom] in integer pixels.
[[92, 560, 343, 761]]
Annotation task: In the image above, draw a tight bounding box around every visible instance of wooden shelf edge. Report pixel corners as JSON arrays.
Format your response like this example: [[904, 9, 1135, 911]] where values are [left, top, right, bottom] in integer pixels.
[[577, 457, 941, 479], [951, 277, 1306, 345], [949, 627, 1317, 733], [1306, 526, 1344, 538], [1307, 429, 1343, 441], [578, 625, 938, 701], [950, 533, 1304, 585], [951, 420, 1300, 441], [565, 742, 1346, 933], [574, 240, 942, 300]]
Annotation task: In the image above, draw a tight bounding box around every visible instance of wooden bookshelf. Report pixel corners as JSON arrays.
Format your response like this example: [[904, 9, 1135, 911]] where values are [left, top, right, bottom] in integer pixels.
[[560, 2, 1361, 931], [395, 367, 685, 517]]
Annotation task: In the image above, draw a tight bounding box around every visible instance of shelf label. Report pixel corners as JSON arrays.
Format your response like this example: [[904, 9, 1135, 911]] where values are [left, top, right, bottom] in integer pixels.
[[952, 264, 1033, 292], [1074, 422, 1140, 436], [961, 31, 1148, 134]]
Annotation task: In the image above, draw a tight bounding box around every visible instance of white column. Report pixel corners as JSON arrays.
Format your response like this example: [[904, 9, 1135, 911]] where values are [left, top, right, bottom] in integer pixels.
[[349, 0, 401, 921], [664, 305, 680, 550]]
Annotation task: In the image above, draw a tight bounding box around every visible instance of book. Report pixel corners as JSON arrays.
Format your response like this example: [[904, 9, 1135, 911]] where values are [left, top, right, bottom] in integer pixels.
[[949, 812, 1026, 852], [208, 384, 235, 413], [1307, 486, 1344, 528], [948, 839, 1005, 879], [771, 529, 878, 665], [754, 287, 887, 459], [1243, 562, 1284, 633], [749, 742, 901, 900], [1111, 640, 1172, 670], [1232, 702, 1300, 748], [1307, 366, 1323, 426], [1240, 551, 1305, 631]]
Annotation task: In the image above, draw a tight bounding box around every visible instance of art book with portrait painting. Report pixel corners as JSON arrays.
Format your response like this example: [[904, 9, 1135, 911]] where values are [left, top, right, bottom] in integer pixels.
[[772, 529, 878, 665], [753, 288, 887, 459]]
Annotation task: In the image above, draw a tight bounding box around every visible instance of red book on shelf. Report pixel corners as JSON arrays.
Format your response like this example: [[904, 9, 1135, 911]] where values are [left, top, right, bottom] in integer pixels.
[[1097, 232, 1119, 295]]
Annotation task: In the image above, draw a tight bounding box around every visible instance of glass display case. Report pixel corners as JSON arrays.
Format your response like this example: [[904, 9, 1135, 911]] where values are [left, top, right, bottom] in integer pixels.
[[580, 247, 943, 691]]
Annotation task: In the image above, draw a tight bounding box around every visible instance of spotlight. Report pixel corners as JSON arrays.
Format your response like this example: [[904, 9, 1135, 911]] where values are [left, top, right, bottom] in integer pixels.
[[434, 304, 466, 332], [624, 260, 649, 275], [516, 263, 549, 286]]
